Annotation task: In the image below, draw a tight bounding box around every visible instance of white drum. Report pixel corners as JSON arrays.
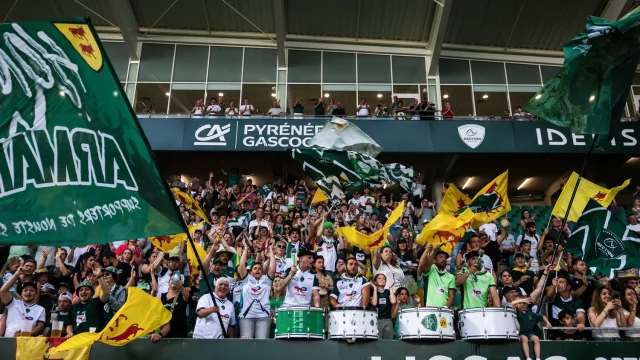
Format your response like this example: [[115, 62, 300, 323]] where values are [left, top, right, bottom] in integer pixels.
[[398, 307, 455, 341], [328, 307, 378, 340], [458, 307, 519, 341]]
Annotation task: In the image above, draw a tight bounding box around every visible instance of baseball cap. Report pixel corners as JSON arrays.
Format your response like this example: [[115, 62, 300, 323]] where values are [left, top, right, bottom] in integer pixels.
[[59, 291, 73, 302], [465, 250, 479, 260], [502, 286, 519, 295]]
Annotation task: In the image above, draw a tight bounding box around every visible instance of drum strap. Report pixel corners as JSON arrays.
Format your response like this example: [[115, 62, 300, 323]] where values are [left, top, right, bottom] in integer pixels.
[[242, 298, 270, 318]]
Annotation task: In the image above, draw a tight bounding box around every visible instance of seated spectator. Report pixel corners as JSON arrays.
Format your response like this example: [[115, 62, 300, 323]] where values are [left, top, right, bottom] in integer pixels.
[[630, 213, 640, 233], [587, 286, 623, 341], [0, 266, 46, 337], [239, 98, 255, 116], [225, 100, 239, 116], [206, 98, 222, 115], [554, 310, 586, 341], [621, 286, 640, 341]]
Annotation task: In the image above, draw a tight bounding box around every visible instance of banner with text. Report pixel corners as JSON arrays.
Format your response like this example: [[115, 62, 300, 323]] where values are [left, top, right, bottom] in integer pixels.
[[0, 20, 184, 245]]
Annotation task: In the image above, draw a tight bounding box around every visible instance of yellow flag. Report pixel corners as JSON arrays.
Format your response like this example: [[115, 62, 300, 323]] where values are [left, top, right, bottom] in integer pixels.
[[16, 337, 91, 360], [337, 201, 405, 250], [552, 172, 630, 222], [440, 183, 471, 216], [467, 170, 511, 228], [187, 236, 208, 284], [416, 208, 475, 254], [173, 188, 212, 225], [54, 23, 102, 72], [55, 288, 172, 351], [311, 189, 329, 204], [148, 222, 202, 253]]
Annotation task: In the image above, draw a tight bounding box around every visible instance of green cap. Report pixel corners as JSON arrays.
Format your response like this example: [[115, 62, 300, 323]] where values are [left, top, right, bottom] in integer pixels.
[[323, 221, 334, 229], [104, 266, 118, 273], [75, 280, 94, 295], [137, 282, 151, 291]]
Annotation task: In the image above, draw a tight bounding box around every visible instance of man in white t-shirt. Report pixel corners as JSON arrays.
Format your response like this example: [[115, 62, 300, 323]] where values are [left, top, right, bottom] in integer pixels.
[[348, 192, 366, 212], [628, 214, 640, 233], [1, 267, 46, 337], [206, 98, 222, 115], [516, 222, 540, 257], [362, 188, 375, 216], [280, 250, 321, 307], [239, 98, 255, 116], [479, 220, 498, 241], [194, 277, 236, 339]]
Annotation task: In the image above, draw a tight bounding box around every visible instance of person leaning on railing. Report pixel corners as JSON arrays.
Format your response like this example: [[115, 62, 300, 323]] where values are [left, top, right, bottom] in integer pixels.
[[621, 286, 640, 341], [587, 286, 624, 341]]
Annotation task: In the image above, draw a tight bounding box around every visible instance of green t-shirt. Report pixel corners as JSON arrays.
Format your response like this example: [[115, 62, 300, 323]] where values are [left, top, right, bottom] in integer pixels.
[[228, 174, 241, 186], [221, 266, 235, 278], [510, 268, 535, 294], [422, 265, 456, 307], [516, 307, 543, 335], [459, 267, 496, 309], [199, 273, 219, 297], [70, 298, 106, 334]]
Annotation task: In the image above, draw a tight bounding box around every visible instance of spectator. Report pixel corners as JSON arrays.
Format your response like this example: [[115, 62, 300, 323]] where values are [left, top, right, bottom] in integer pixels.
[[371, 273, 395, 339], [225, 100, 239, 116], [570, 258, 597, 310], [314, 97, 325, 116], [292, 98, 304, 117], [516, 222, 540, 260], [67, 267, 111, 336], [191, 99, 205, 115], [330, 257, 370, 307], [442, 101, 454, 119], [515, 294, 552, 360], [510, 252, 536, 295], [455, 250, 500, 308], [519, 210, 536, 232], [633, 199, 640, 220], [313, 255, 333, 308], [554, 310, 586, 340], [266, 99, 282, 116], [621, 286, 640, 341], [392, 287, 417, 338], [546, 273, 586, 329], [409, 99, 420, 120], [373, 246, 404, 293], [73, 252, 95, 289], [587, 286, 623, 341], [239, 98, 255, 116], [628, 214, 640, 233], [101, 266, 126, 324], [193, 277, 236, 339], [332, 102, 346, 116], [0, 266, 46, 337], [326, 99, 336, 115], [206, 97, 222, 115], [501, 110, 512, 120], [280, 249, 320, 307], [418, 245, 456, 308], [514, 106, 524, 118], [390, 96, 400, 117], [373, 101, 388, 117], [356, 98, 371, 117], [236, 246, 276, 339]]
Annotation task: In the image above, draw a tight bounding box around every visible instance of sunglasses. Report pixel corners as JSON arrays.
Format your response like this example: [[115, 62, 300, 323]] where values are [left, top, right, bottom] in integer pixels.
[[337, 261, 345, 265], [276, 245, 286, 249]]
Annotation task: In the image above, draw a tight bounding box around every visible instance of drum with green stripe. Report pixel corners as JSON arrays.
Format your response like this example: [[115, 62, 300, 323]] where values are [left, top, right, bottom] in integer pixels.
[[275, 306, 325, 339]]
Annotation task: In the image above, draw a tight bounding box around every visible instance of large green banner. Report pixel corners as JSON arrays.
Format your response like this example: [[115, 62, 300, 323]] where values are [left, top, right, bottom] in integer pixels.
[[0, 19, 184, 245]]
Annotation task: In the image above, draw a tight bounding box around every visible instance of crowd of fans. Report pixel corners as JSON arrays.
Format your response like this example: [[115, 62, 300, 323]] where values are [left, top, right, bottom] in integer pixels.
[[1, 172, 639, 346]]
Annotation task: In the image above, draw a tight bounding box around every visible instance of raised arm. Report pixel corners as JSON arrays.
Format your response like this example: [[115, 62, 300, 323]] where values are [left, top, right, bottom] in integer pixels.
[[267, 247, 276, 279], [418, 244, 435, 275], [237, 247, 250, 279], [0, 267, 22, 304]]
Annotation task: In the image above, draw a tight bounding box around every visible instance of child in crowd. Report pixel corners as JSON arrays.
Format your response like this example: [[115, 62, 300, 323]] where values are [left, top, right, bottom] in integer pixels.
[[554, 310, 586, 341], [515, 295, 552, 360]]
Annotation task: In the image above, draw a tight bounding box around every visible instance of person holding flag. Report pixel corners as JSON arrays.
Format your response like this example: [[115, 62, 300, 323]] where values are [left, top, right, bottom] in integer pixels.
[[194, 277, 236, 339], [417, 244, 456, 308]]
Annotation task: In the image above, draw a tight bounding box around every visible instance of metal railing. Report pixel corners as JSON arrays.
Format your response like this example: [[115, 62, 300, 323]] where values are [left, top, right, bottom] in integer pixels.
[[542, 326, 640, 340]]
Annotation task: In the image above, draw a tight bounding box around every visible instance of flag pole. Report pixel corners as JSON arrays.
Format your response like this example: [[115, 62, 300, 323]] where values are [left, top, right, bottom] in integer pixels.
[[535, 134, 599, 313]]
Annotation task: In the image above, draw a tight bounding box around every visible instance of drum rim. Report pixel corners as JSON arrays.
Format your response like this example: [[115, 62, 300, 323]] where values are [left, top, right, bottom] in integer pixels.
[[398, 306, 454, 314], [275, 333, 325, 339], [399, 334, 456, 339], [458, 307, 516, 314], [277, 306, 325, 311], [329, 306, 377, 311]]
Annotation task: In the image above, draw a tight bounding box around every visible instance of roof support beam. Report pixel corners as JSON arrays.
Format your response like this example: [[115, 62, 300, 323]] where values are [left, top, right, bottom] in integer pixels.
[[108, 0, 139, 61], [600, 0, 632, 20], [274, 0, 287, 68], [425, 0, 452, 76]]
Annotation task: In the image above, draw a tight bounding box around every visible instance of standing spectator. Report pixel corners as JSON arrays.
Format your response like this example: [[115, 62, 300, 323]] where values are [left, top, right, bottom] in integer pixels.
[[587, 287, 623, 341], [546, 273, 587, 329], [411, 179, 426, 207], [442, 101, 454, 119], [313, 255, 333, 309], [515, 294, 552, 360], [391, 287, 417, 339], [373, 101, 388, 117], [102, 266, 126, 324], [292, 98, 304, 117], [330, 258, 370, 307], [409, 99, 420, 120], [621, 287, 640, 341], [0, 267, 46, 337], [510, 252, 535, 295], [356, 98, 371, 117], [160, 269, 190, 338], [390, 96, 399, 117], [191, 99, 205, 116], [225, 100, 239, 116], [326, 99, 336, 115], [314, 97, 325, 116], [373, 246, 404, 293], [266, 99, 282, 116], [332, 102, 346, 116], [280, 249, 321, 307], [455, 251, 500, 309], [628, 214, 640, 233], [193, 277, 236, 339], [500, 110, 512, 120], [236, 247, 276, 339], [418, 245, 456, 308], [206, 97, 222, 115], [239, 98, 255, 116], [371, 273, 396, 339], [67, 267, 111, 336], [570, 258, 597, 310]]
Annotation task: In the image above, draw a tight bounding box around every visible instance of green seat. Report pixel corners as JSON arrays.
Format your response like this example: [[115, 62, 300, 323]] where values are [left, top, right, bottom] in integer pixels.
[[521, 205, 532, 212], [511, 205, 521, 213], [533, 205, 544, 211]]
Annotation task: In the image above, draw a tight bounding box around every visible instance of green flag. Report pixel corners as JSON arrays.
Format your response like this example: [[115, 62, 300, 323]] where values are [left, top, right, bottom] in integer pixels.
[[564, 199, 640, 278], [523, 6, 640, 136], [0, 19, 184, 245]]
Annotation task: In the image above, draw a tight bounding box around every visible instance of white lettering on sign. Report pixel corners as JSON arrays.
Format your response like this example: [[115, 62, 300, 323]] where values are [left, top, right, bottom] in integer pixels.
[[0, 24, 137, 199], [241, 123, 322, 148], [535, 128, 637, 147]]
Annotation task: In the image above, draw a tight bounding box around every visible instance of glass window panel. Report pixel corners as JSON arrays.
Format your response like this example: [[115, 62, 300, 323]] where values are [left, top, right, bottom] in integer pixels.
[[323, 91, 357, 114], [243, 48, 277, 83], [438, 58, 470, 84], [103, 42, 130, 82], [172, 45, 208, 82], [392, 56, 425, 84], [169, 90, 206, 115], [208, 46, 243, 82], [509, 92, 538, 113], [393, 85, 419, 94], [323, 84, 357, 91], [125, 83, 135, 104], [440, 85, 474, 116], [205, 90, 241, 111], [358, 85, 392, 92], [358, 91, 392, 116], [128, 63, 138, 82], [138, 44, 174, 82], [241, 84, 276, 115], [278, 70, 286, 83], [625, 89, 635, 117], [509, 86, 542, 92], [134, 83, 170, 114], [288, 84, 321, 115], [171, 83, 206, 90], [471, 61, 506, 84], [428, 85, 437, 103], [207, 83, 241, 90], [540, 66, 561, 83], [288, 50, 321, 83], [357, 54, 391, 84], [323, 52, 356, 83], [473, 90, 508, 117], [506, 63, 541, 85]]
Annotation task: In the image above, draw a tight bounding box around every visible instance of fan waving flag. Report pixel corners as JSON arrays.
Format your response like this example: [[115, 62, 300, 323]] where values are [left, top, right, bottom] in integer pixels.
[[416, 209, 475, 254], [440, 184, 472, 216], [337, 201, 405, 250], [0, 19, 184, 246], [523, 6, 640, 137], [55, 287, 172, 351], [173, 188, 212, 225], [552, 172, 630, 222], [564, 199, 640, 278], [458, 170, 511, 228]]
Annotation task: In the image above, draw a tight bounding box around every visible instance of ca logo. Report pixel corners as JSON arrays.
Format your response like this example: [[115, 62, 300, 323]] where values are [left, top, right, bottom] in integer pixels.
[[194, 124, 231, 146]]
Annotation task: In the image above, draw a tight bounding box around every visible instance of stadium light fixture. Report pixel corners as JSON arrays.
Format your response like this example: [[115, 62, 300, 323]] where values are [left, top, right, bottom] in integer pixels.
[[482, 94, 489, 99], [271, 93, 277, 97], [443, 94, 449, 99], [165, 92, 170, 96], [517, 178, 530, 190], [589, 95, 596, 102], [324, 93, 330, 98], [535, 94, 542, 100], [377, 94, 383, 98], [218, 92, 224, 97], [462, 177, 472, 189]]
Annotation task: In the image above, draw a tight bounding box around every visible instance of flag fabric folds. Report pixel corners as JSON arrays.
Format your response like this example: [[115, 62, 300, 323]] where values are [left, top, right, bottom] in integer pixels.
[[440, 184, 471, 216], [416, 209, 475, 254], [173, 188, 212, 225], [337, 201, 405, 250], [16, 337, 91, 360], [0, 19, 184, 246], [564, 199, 640, 278], [309, 117, 383, 157], [552, 172, 630, 222], [291, 148, 418, 200], [457, 171, 511, 228], [311, 189, 329, 204], [523, 7, 640, 136], [55, 287, 172, 351], [227, 212, 253, 228], [187, 237, 208, 284], [148, 222, 202, 253]]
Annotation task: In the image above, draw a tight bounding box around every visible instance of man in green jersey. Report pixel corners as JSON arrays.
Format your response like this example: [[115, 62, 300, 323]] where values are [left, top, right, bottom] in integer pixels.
[[455, 251, 500, 309], [418, 244, 455, 308]]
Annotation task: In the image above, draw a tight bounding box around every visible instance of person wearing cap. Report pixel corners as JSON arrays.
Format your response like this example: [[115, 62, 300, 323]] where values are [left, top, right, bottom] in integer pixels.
[[418, 244, 455, 308], [314, 215, 339, 275], [156, 255, 184, 299], [0, 266, 46, 337], [280, 249, 321, 307], [214, 248, 235, 278], [546, 271, 586, 330], [101, 266, 127, 324], [43, 248, 74, 289], [34, 268, 56, 330], [510, 252, 536, 295], [67, 266, 111, 336], [330, 257, 371, 308], [49, 291, 73, 337], [455, 250, 500, 309], [193, 277, 236, 339]]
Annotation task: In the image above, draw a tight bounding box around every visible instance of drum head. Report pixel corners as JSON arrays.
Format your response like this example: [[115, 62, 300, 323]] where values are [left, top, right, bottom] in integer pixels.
[[330, 306, 377, 312]]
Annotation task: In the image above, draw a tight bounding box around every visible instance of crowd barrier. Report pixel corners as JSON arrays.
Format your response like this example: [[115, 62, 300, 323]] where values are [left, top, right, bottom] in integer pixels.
[[0, 337, 638, 360]]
